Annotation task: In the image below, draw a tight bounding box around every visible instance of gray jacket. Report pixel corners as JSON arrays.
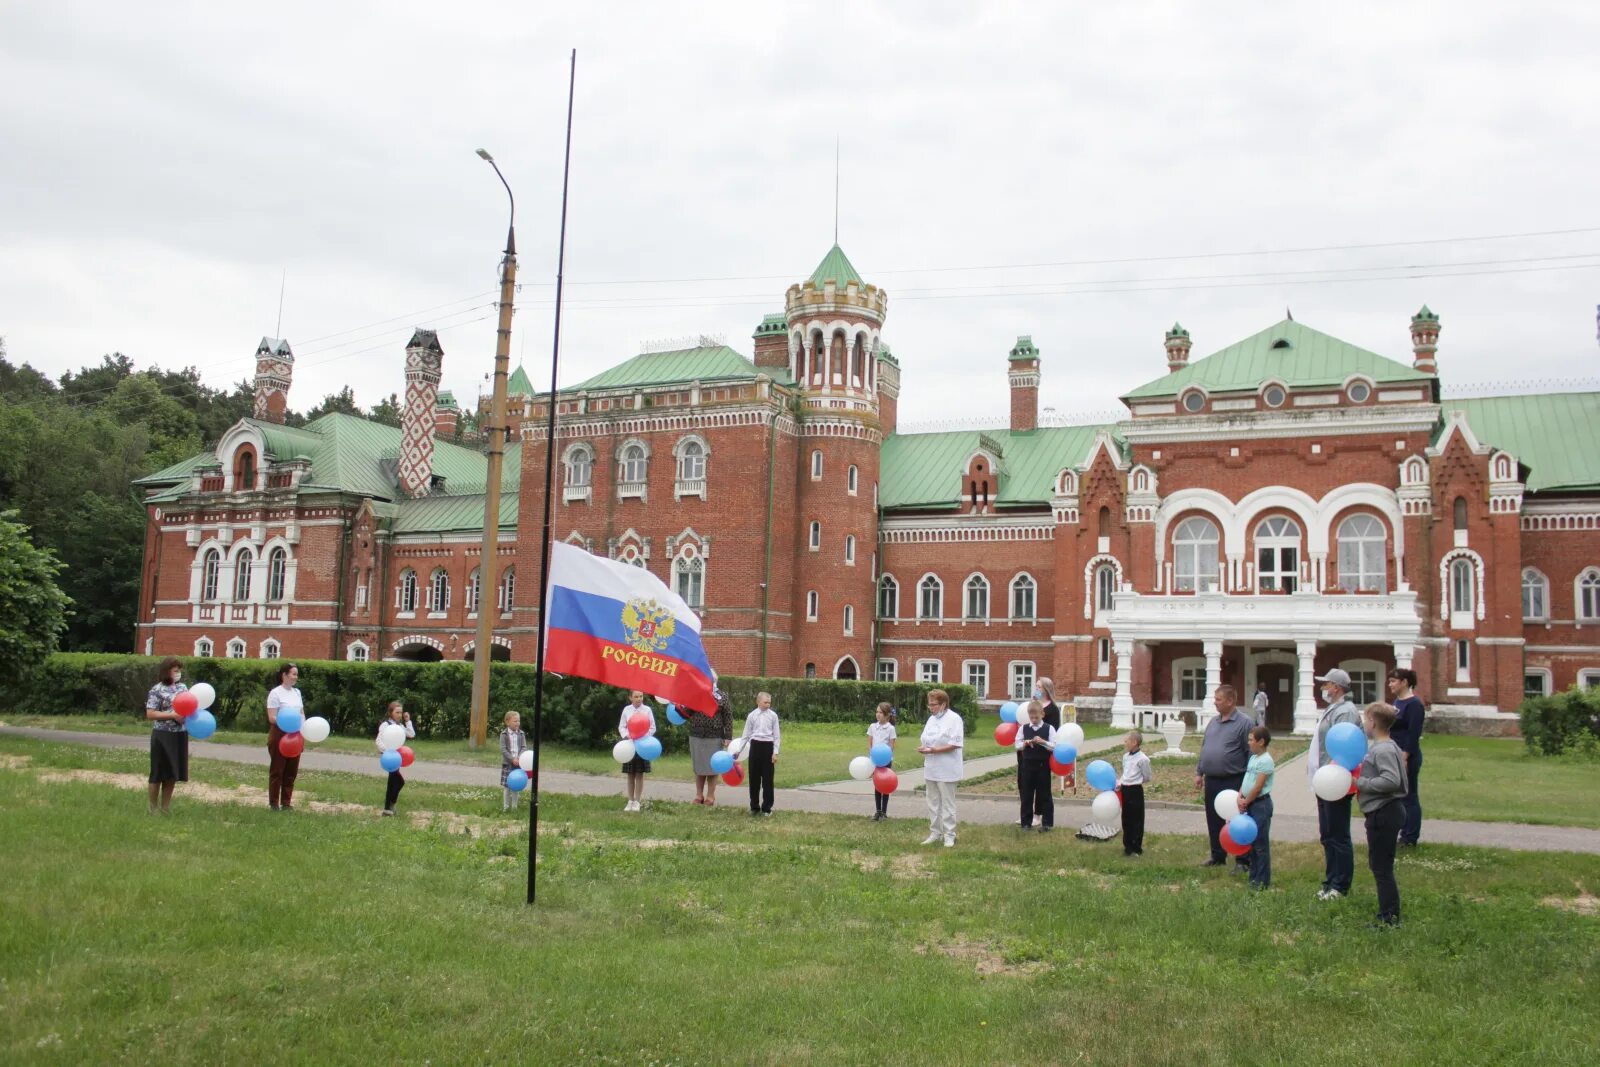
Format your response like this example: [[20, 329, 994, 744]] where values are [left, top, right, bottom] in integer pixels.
[[1312, 698, 1363, 775], [1196, 710, 1253, 778], [1357, 738, 1408, 814], [500, 727, 527, 769]]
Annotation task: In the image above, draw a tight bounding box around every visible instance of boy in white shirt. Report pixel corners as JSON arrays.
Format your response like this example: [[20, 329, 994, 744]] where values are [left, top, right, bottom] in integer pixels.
[[741, 692, 781, 816], [1120, 731, 1153, 856], [1013, 700, 1056, 832], [916, 689, 964, 847]]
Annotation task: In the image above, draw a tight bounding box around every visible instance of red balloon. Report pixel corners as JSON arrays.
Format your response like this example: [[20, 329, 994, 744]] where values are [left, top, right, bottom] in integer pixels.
[[1348, 763, 1362, 796], [278, 732, 304, 758], [1115, 786, 1124, 805], [1219, 825, 1251, 857], [172, 691, 199, 717], [994, 722, 1019, 747], [627, 712, 651, 740], [872, 767, 899, 795], [1049, 756, 1074, 778], [398, 745, 415, 768], [721, 764, 745, 787]]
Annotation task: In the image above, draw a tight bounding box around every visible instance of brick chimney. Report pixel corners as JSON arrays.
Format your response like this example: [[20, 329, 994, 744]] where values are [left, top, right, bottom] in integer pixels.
[[1164, 323, 1191, 373], [433, 390, 460, 440], [752, 313, 790, 372], [1410, 305, 1440, 374], [1008, 336, 1040, 432], [398, 329, 444, 498], [252, 337, 294, 423]]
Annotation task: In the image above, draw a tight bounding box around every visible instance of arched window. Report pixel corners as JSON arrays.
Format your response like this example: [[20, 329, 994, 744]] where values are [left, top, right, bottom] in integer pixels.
[[260, 638, 280, 659], [233, 548, 254, 601], [878, 575, 898, 619], [1255, 516, 1300, 593], [427, 568, 450, 612], [809, 521, 821, 550], [619, 443, 648, 485], [1450, 558, 1475, 615], [964, 575, 989, 620], [1011, 574, 1036, 620], [919, 575, 943, 620], [1098, 506, 1111, 538], [466, 567, 482, 614], [844, 535, 856, 565], [1095, 562, 1118, 612], [397, 568, 418, 613], [498, 567, 515, 613], [847, 465, 859, 495], [1336, 515, 1387, 593], [1522, 569, 1548, 621], [835, 656, 859, 680], [226, 638, 246, 659], [674, 554, 704, 609], [267, 547, 288, 602], [237, 450, 255, 491], [194, 637, 213, 658], [201, 549, 221, 602], [843, 604, 855, 635], [1453, 496, 1468, 530], [1173, 517, 1220, 592], [806, 590, 819, 621], [675, 438, 706, 482], [810, 450, 823, 480], [347, 641, 370, 662], [1580, 569, 1600, 621], [564, 444, 593, 487]]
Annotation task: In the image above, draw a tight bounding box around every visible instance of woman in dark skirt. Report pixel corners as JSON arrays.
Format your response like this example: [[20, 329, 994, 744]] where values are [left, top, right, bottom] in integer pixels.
[[688, 687, 735, 806], [144, 657, 189, 813]]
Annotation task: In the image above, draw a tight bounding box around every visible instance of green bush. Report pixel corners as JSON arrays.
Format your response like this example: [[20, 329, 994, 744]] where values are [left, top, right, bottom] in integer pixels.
[[1519, 685, 1600, 756], [1, 653, 977, 747]]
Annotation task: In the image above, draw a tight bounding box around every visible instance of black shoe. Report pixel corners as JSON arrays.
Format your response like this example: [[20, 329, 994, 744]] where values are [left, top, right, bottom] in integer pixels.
[[269, 804, 280, 811], [280, 805, 294, 812], [1399, 840, 1418, 848]]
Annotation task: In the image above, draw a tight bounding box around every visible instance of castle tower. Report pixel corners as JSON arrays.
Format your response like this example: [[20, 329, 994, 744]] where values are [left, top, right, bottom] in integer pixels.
[[398, 328, 444, 498], [877, 346, 901, 436], [1164, 323, 1192, 373], [252, 337, 294, 423], [752, 313, 790, 372], [434, 390, 460, 440], [785, 244, 888, 681], [1410, 306, 1440, 374], [1008, 335, 1040, 432]]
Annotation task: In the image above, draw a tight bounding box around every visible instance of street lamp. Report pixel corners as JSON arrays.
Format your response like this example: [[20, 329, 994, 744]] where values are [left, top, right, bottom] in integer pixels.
[[468, 149, 517, 749]]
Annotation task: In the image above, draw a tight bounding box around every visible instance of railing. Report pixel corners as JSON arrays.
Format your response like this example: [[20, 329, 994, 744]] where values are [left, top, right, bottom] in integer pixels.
[[266, 472, 294, 489], [261, 604, 287, 623], [199, 476, 224, 492]]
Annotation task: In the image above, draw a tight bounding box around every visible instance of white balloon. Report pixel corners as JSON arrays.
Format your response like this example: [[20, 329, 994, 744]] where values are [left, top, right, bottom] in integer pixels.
[[1312, 764, 1354, 803], [1212, 789, 1241, 823], [848, 755, 874, 781], [188, 682, 216, 711], [301, 716, 331, 744], [518, 749, 535, 773], [377, 723, 406, 752], [1058, 723, 1085, 750], [612, 739, 636, 764], [1091, 791, 1121, 823]]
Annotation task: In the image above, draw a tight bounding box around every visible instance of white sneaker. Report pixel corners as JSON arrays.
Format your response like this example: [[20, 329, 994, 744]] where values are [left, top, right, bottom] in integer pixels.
[[624, 800, 637, 812], [943, 836, 956, 848], [1317, 889, 1344, 901], [921, 833, 940, 845]]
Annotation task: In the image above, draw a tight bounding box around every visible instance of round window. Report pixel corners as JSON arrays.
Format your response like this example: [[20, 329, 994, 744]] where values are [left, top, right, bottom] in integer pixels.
[[1348, 382, 1371, 403], [1182, 391, 1206, 413], [1263, 385, 1286, 408]]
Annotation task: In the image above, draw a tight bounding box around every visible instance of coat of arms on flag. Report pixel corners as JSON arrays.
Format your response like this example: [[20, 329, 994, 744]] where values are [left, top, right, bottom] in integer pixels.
[[622, 599, 675, 653]]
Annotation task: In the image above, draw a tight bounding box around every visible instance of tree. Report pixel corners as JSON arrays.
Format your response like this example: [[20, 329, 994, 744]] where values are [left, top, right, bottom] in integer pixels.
[[304, 386, 362, 422], [0, 510, 71, 680], [368, 393, 403, 428]]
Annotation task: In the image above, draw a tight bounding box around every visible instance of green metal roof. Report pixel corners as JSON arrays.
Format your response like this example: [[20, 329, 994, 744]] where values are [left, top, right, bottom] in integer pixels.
[[133, 452, 217, 487], [436, 390, 459, 409], [390, 491, 519, 533], [1449, 392, 1600, 493], [754, 313, 788, 336], [880, 424, 1114, 509], [506, 365, 535, 395], [1008, 336, 1040, 362], [808, 244, 863, 287], [568, 345, 792, 391], [1123, 319, 1432, 400]]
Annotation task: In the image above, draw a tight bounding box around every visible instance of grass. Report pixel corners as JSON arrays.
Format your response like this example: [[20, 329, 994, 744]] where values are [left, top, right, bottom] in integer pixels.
[[961, 740, 1310, 802], [2, 734, 1598, 1066], [1412, 736, 1600, 830]]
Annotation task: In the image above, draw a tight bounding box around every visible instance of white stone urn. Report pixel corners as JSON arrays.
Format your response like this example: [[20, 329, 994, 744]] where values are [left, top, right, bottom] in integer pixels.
[[1160, 716, 1187, 755]]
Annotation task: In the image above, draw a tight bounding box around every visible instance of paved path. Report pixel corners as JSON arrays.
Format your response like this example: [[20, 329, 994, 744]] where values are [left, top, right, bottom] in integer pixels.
[[5, 725, 1599, 854], [805, 731, 1129, 794]]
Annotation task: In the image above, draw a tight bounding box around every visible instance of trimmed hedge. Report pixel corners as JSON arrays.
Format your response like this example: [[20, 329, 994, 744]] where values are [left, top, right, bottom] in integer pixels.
[[1519, 685, 1600, 757], [2, 653, 977, 748]]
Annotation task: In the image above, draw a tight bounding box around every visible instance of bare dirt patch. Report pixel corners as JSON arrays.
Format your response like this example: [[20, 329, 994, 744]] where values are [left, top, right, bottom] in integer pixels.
[[1542, 884, 1599, 917], [914, 936, 1049, 977], [850, 850, 884, 873], [0, 753, 34, 770], [890, 852, 933, 880]]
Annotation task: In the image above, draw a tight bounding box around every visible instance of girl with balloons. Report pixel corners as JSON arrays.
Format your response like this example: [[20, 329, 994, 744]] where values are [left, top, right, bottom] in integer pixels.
[[499, 711, 528, 811], [265, 662, 304, 812], [618, 691, 656, 812], [143, 657, 190, 813], [866, 703, 897, 820], [376, 701, 416, 816]]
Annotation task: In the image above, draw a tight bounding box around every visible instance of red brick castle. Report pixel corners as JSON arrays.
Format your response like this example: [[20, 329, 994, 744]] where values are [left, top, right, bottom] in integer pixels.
[[135, 246, 1600, 731]]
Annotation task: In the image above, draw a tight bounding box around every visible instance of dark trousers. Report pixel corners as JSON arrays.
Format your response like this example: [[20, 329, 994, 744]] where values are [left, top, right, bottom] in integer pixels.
[[1203, 774, 1246, 864], [1365, 801, 1405, 922], [874, 761, 891, 815], [1122, 784, 1146, 854], [1246, 795, 1273, 888], [1018, 761, 1053, 828], [267, 726, 301, 808], [1318, 793, 1354, 893], [1401, 755, 1423, 844], [747, 740, 775, 813], [385, 771, 405, 811]]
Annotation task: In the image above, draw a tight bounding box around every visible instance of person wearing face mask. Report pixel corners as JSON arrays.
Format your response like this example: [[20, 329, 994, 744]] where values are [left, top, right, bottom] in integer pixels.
[[1034, 678, 1060, 730], [1308, 668, 1363, 901]]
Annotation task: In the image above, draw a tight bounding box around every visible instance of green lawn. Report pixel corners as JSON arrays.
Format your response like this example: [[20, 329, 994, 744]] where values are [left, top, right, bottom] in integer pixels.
[[962, 740, 1310, 802], [2, 734, 1597, 1066], [1415, 736, 1600, 830]]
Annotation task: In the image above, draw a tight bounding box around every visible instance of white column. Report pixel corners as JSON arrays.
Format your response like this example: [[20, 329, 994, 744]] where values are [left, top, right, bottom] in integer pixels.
[[1294, 639, 1318, 735], [1201, 639, 1223, 715], [1393, 643, 1413, 671], [1110, 638, 1136, 728], [1311, 553, 1327, 592]]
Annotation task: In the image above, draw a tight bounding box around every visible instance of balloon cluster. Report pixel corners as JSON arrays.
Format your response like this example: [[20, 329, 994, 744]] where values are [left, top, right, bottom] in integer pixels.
[[995, 701, 1022, 747], [664, 702, 686, 726], [506, 747, 537, 793], [612, 712, 664, 766], [708, 746, 744, 786], [846, 744, 897, 795], [170, 682, 218, 739], [1086, 759, 1121, 822], [374, 720, 411, 773], [1210, 789, 1258, 856], [1050, 723, 1084, 778], [1311, 722, 1369, 802]]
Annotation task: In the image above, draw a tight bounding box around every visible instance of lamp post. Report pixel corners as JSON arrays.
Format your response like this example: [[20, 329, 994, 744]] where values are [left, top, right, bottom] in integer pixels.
[[468, 149, 516, 749]]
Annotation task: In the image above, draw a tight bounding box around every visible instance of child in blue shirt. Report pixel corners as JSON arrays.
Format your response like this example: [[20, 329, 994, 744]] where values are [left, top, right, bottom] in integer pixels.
[[1236, 726, 1276, 889]]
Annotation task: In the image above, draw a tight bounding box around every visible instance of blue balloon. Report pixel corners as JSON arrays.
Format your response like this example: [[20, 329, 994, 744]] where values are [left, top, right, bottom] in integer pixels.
[[187, 709, 217, 740], [1053, 744, 1078, 766], [999, 702, 1019, 724], [276, 708, 304, 734], [870, 743, 892, 768], [1228, 813, 1259, 846], [1086, 759, 1117, 792], [665, 703, 685, 726], [634, 735, 663, 762], [506, 768, 529, 792], [379, 750, 402, 773], [709, 750, 734, 774], [1326, 721, 1368, 771]]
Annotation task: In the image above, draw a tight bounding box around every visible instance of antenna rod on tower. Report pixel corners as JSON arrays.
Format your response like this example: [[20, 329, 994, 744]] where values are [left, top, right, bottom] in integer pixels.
[[275, 268, 287, 338], [834, 135, 840, 245]]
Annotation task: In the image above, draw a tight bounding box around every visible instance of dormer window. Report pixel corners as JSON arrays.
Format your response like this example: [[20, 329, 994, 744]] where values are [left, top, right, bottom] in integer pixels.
[[1271, 338, 1291, 350], [1263, 385, 1286, 408], [1181, 390, 1206, 413], [1348, 381, 1371, 403]]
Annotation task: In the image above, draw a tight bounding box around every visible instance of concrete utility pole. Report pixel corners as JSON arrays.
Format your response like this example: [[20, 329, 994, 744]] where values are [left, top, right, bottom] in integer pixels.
[[468, 148, 517, 749]]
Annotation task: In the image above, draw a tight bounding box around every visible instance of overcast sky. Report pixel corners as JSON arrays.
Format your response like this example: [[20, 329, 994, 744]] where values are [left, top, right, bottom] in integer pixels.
[[3, 2, 1597, 432]]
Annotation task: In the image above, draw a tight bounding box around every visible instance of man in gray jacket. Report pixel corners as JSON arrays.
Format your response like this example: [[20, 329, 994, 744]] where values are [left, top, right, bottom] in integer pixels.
[[1195, 684, 1252, 869], [1309, 668, 1363, 901]]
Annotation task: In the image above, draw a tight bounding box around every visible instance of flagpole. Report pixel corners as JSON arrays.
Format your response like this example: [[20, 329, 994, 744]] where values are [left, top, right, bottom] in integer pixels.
[[529, 48, 577, 906]]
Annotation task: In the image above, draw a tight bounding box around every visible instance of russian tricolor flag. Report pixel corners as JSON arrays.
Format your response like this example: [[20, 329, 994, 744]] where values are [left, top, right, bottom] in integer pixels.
[[543, 541, 718, 715]]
